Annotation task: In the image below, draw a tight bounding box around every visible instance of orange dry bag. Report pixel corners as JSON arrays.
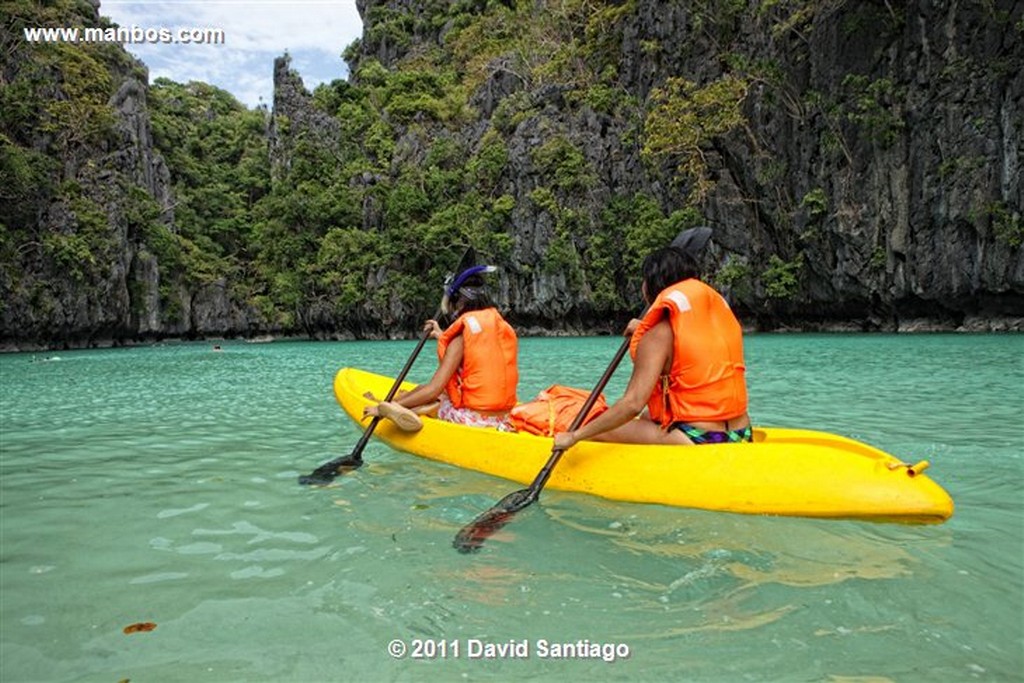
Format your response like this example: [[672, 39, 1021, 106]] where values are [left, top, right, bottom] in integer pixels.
[[508, 385, 608, 437]]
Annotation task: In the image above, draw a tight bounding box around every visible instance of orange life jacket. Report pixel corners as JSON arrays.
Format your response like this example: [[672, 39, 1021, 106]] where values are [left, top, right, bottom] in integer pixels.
[[629, 278, 748, 426], [437, 307, 518, 411], [508, 385, 608, 436]]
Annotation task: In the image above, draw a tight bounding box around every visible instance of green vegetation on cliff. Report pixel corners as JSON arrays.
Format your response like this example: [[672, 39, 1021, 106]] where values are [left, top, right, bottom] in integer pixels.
[[1, 0, 134, 328], [277, 0, 713, 327], [1, 0, 1020, 346], [148, 80, 270, 287]]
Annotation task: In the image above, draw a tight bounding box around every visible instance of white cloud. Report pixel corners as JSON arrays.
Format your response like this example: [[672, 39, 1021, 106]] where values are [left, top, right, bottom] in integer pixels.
[[98, 0, 363, 107]]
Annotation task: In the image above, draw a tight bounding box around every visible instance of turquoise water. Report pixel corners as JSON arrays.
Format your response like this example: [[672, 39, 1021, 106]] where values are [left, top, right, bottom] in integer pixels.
[[1, 335, 1021, 682]]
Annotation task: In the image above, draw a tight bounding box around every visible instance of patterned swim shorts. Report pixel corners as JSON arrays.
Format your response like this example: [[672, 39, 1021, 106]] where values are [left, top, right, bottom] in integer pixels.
[[670, 422, 753, 445], [437, 396, 514, 432]]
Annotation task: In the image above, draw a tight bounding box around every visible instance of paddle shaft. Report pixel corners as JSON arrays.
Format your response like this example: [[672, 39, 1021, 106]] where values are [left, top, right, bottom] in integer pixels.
[[343, 244, 477, 463], [451, 321, 640, 551], [300, 246, 479, 485], [298, 309, 441, 484], [520, 227, 708, 497], [453, 300, 668, 551], [348, 318, 438, 461], [524, 333, 634, 499], [453, 226, 710, 550]]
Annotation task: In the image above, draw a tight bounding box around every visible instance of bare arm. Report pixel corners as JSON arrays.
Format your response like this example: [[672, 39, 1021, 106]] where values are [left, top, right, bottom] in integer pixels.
[[392, 334, 463, 408], [363, 335, 464, 418], [553, 320, 672, 449]]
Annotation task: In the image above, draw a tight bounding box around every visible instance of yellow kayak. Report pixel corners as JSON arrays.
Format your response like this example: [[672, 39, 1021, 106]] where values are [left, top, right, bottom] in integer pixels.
[[334, 367, 954, 523]]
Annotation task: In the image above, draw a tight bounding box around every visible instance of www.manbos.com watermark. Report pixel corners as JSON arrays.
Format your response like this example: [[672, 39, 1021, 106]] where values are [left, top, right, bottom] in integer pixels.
[[23, 25, 226, 45]]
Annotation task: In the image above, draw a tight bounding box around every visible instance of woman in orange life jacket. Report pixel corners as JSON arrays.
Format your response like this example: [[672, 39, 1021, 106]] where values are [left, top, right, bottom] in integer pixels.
[[363, 265, 519, 432], [553, 246, 751, 449]]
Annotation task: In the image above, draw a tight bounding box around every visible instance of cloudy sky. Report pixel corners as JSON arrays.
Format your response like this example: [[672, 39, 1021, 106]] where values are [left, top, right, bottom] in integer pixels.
[[98, 0, 364, 108]]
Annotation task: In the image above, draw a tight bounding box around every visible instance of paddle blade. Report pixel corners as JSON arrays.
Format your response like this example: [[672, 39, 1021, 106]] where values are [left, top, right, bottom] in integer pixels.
[[297, 454, 364, 486], [453, 488, 538, 553]]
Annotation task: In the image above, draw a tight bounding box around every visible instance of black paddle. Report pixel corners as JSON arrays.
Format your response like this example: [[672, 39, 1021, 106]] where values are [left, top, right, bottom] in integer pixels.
[[452, 227, 712, 552], [299, 247, 477, 486]]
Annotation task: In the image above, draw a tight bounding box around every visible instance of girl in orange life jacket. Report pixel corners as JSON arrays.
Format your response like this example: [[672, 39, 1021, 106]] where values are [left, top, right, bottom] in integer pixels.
[[363, 266, 519, 432], [553, 247, 751, 449]]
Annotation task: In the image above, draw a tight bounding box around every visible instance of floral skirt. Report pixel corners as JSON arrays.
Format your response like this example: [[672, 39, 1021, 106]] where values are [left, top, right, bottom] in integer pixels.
[[437, 396, 514, 432]]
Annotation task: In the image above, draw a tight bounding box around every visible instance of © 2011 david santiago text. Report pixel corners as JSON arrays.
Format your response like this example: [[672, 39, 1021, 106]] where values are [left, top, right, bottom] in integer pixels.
[[387, 637, 631, 662]]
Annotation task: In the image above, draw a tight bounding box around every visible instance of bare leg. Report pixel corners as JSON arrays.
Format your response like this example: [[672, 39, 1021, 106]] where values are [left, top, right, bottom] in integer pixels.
[[412, 401, 440, 418], [590, 418, 694, 446], [365, 391, 436, 422], [363, 389, 410, 402]]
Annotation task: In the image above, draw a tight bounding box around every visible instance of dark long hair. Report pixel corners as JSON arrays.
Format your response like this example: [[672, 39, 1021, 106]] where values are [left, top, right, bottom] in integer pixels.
[[641, 247, 700, 302]]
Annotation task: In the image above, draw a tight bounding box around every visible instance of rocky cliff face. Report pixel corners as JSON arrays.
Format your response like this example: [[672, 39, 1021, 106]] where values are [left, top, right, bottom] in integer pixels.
[[313, 0, 1021, 332], [0, 1, 275, 350], [1, 0, 1021, 351], [0, 0, 171, 349], [709, 0, 1024, 330], [109, 77, 173, 337], [268, 55, 342, 183]]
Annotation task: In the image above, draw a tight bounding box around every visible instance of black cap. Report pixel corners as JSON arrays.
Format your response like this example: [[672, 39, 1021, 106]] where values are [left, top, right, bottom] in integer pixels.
[[669, 226, 713, 257]]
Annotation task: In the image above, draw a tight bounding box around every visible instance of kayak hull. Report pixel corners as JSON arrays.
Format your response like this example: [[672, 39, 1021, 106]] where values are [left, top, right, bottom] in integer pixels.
[[333, 368, 954, 523]]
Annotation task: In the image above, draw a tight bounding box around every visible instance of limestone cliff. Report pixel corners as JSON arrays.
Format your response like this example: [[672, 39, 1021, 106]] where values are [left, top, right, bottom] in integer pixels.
[[0, 1, 172, 348], [312, 0, 1021, 332], [0, 0, 274, 349], [1, 0, 1021, 351]]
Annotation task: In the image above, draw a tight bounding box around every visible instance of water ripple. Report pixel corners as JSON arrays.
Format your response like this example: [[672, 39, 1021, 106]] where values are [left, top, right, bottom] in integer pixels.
[[1, 337, 1021, 682]]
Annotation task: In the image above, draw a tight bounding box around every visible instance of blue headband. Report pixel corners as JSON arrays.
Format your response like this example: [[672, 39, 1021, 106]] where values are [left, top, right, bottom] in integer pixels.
[[445, 265, 497, 297]]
